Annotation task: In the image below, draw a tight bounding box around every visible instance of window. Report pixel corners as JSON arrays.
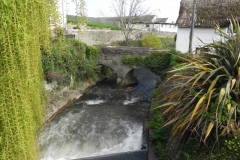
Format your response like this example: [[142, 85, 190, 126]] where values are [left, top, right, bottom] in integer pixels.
[[146, 24, 150, 27]]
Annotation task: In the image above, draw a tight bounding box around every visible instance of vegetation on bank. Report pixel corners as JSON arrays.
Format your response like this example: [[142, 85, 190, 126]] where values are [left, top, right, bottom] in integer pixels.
[[122, 51, 172, 75], [149, 19, 240, 159], [140, 34, 161, 48], [42, 38, 100, 86], [68, 19, 120, 30]]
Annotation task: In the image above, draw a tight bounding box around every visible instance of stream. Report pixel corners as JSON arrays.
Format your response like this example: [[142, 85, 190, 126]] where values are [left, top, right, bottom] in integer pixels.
[[39, 68, 157, 160]]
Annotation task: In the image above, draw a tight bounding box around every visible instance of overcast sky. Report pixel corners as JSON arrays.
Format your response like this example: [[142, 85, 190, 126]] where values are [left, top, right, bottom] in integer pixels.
[[67, 0, 181, 23]]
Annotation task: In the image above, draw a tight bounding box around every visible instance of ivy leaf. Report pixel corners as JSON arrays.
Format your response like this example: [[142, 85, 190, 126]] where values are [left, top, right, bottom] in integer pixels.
[[3, 0, 8, 5]]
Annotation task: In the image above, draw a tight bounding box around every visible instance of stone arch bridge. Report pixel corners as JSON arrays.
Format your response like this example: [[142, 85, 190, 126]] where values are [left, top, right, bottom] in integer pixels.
[[98, 46, 160, 85]]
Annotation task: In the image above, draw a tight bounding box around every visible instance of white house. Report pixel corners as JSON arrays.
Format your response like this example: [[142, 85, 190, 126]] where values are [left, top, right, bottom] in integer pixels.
[[176, 0, 240, 53], [128, 15, 158, 31], [127, 15, 177, 33], [152, 18, 177, 33]]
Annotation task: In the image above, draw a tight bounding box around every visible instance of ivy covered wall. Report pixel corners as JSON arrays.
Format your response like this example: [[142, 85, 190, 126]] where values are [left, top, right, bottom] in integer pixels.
[[0, 1, 54, 159]]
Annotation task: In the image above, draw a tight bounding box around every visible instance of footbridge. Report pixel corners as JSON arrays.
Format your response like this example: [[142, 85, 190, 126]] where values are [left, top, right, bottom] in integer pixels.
[[98, 46, 159, 85]]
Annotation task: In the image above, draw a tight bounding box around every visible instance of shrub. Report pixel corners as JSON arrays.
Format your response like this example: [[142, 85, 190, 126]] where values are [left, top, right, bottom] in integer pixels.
[[158, 18, 240, 145], [159, 37, 175, 49], [110, 40, 141, 47], [169, 49, 190, 67], [122, 51, 172, 75], [140, 34, 161, 48], [101, 65, 115, 78], [86, 46, 99, 59], [122, 54, 144, 67], [143, 52, 171, 75], [212, 136, 240, 159], [42, 39, 100, 84]]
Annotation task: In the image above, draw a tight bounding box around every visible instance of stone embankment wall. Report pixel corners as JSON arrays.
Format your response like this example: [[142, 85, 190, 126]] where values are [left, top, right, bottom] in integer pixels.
[[66, 29, 176, 46], [43, 80, 96, 125]]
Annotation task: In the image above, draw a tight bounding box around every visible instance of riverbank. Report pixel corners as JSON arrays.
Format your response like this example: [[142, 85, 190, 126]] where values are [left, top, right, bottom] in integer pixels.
[[43, 79, 96, 125]]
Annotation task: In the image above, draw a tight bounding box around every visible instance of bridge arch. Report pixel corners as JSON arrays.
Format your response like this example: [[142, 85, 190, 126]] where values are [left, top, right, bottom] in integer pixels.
[[99, 63, 138, 85], [98, 46, 156, 85]]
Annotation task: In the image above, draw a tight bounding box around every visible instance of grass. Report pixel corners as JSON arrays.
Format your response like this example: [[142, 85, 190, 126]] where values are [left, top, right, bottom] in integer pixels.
[[109, 37, 176, 49], [67, 19, 120, 30], [87, 22, 120, 30]]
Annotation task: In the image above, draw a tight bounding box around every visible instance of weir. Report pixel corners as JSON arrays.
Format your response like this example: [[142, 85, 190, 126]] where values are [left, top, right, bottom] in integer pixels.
[[39, 68, 157, 160]]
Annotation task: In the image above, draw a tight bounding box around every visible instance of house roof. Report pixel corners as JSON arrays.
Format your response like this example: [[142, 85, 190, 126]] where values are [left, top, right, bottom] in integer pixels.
[[176, 0, 240, 28], [127, 15, 156, 24], [155, 18, 168, 23], [67, 15, 78, 20]]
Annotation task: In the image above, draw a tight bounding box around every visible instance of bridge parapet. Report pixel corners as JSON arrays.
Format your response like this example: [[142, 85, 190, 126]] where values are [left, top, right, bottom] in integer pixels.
[[99, 46, 157, 56]]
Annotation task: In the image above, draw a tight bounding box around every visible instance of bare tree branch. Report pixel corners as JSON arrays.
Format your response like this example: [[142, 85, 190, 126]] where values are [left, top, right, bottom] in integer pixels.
[[111, 0, 151, 44]]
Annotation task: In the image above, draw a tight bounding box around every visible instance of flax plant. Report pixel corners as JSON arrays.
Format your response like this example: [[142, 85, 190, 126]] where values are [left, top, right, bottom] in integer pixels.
[[0, 0, 56, 159], [158, 18, 240, 143]]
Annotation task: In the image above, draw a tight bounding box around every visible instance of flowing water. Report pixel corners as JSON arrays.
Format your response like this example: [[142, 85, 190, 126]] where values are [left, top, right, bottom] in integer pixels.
[[39, 68, 157, 160]]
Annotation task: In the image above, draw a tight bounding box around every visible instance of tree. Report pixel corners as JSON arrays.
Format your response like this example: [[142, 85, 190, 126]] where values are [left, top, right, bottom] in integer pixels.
[[111, 0, 150, 44], [71, 0, 87, 28]]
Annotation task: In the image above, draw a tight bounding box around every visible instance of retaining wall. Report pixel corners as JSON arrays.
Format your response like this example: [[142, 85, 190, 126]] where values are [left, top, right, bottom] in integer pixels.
[[66, 29, 176, 46]]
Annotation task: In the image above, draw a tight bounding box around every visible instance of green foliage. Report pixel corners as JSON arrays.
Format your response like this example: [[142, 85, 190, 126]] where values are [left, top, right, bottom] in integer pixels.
[[86, 45, 99, 59], [97, 42, 107, 46], [159, 37, 175, 50], [183, 152, 192, 160], [122, 54, 144, 67], [122, 51, 172, 75], [149, 108, 168, 159], [159, 18, 240, 145], [110, 40, 142, 47], [53, 27, 64, 39], [87, 21, 120, 30], [68, 19, 79, 24], [210, 136, 240, 160], [68, 19, 120, 30], [100, 65, 115, 78], [110, 37, 174, 49], [151, 89, 159, 98], [225, 137, 240, 157], [170, 49, 190, 67], [140, 34, 161, 48], [42, 39, 100, 85], [0, 0, 56, 159], [149, 110, 167, 142], [113, 60, 118, 65], [71, 0, 87, 26], [144, 52, 172, 75]]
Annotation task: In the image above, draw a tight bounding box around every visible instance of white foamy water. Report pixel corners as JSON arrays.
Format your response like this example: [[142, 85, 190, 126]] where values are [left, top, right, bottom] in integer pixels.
[[85, 99, 105, 105], [39, 107, 143, 160], [123, 97, 139, 105]]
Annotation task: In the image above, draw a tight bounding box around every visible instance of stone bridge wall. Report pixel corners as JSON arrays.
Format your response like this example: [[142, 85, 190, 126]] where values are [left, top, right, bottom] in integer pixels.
[[99, 46, 157, 56], [98, 46, 160, 85]]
